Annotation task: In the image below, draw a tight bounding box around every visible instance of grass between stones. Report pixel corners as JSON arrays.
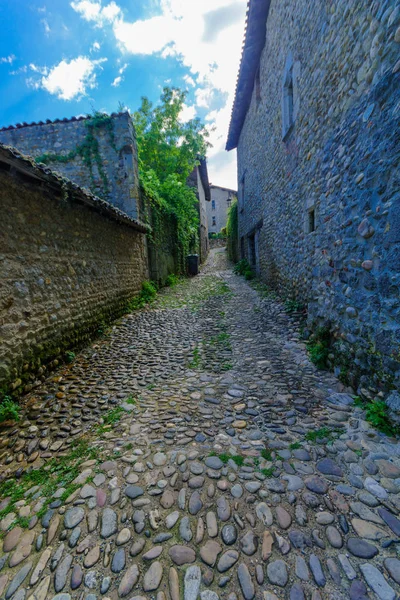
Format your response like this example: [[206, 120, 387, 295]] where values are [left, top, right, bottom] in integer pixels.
[[0, 438, 101, 532], [209, 452, 244, 467], [304, 426, 344, 443]]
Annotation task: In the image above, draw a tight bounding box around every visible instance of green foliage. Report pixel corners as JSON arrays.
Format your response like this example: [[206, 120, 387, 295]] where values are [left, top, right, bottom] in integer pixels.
[[365, 400, 399, 437], [103, 407, 124, 425], [209, 231, 226, 240], [233, 258, 254, 280], [189, 346, 201, 369], [260, 448, 272, 461], [97, 320, 108, 337], [0, 438, 99, 526], [165, 274, 180, 287], [226, 199, 238, 262], [65, 351, 75, 363], [305, 426, 344, 442], [0, 396, 20, 423], [307, 327, 331, 369], [353, 396, 364, 407], [284, 299, 305, 313], [233, 259, 251, 275], [221, 362, 233, 371], [35, 111, 116, 199], [133, 87, 210, 270], [125, 396, 136, 405], [261, 467, 275, 478], [305, 427, 330, 441], [338, 366, 350, 385], [127, 281, 157, 311], [214, 453, 244, 466], [289, 442, 301, 450]]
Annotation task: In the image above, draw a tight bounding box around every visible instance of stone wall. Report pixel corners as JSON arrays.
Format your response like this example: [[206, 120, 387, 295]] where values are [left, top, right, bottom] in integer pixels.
[[0, 148, 148, 393], [207, 186, 236, 235], [0, 112, 141, 219], [236, 0, 400, 394], [196, 166, 210, 263], [146, 200, 180, 286]]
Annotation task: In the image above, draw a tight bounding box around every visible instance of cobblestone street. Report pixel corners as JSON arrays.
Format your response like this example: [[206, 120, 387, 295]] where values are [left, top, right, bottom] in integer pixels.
[[1, 248, 400, 600]]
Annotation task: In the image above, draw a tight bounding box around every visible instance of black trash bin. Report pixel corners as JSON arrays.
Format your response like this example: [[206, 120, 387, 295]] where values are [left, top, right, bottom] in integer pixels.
[[187, 254, 199, 276]]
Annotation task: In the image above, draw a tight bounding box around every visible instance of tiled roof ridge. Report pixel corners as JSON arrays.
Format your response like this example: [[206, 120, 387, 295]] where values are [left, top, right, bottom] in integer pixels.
[[0, 142, 148, 233], [0, 111, 129, 133], [226, 0, 271, 151]]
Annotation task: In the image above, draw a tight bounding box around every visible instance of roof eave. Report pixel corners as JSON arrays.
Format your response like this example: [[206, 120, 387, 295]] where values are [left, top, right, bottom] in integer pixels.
[[226, 0, 271, 151]]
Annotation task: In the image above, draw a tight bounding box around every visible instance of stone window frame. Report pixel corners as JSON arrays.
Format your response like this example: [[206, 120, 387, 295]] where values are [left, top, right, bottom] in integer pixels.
[[282, 52, 300, 141], [305, 198, 317, 234]]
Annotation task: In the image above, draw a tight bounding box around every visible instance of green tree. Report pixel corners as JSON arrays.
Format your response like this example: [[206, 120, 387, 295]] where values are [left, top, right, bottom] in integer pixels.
[[132, 87, 211, 268]]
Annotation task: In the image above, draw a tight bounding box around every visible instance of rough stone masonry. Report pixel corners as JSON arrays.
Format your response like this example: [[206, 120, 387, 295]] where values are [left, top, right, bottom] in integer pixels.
[[0, 145, 148, 393], [227, 0, 400, 398], [0, 112, 141, 220]]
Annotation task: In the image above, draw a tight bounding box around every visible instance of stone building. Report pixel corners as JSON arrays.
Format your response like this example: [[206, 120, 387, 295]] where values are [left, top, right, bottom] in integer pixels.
[[0, 143, 148, 392], [207, 185, 237, 235], [0, 112, 142, 220], [187, 158, 211, 263], [227, 0, 400, 394]]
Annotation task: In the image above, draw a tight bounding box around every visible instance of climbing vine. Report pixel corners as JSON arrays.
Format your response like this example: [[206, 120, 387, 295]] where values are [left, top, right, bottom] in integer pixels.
[[35, 112, 117, 199]]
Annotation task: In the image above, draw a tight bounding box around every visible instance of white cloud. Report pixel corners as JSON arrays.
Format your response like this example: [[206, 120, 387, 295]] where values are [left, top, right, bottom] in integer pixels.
[[41, 18, 51, 34], [70, 1, 120, 26], [91, 41, 101, 52], [179, 103, 196, 122], [32, 56, 107, 100], [71, 0, 247, 188], [183, 74, 195, 87], [111, 75, 122, 87], [0, 54, 16, 64]]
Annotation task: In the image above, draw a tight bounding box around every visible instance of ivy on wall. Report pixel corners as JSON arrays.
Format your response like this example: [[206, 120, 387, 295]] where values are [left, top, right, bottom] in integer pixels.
[[35, 112, 117, 199]]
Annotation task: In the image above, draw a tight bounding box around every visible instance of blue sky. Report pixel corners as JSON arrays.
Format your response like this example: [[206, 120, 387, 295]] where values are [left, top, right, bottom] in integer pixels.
[[0, 0, 247, 188]]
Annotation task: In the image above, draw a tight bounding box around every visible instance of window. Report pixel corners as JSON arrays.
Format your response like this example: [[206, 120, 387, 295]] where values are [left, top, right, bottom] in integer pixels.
[[212, 200, 216, 211], [282, 53, 298, 140], [212, 216, 216, 226], [227, 197, 232, 208], [308, 207, 315, 233]]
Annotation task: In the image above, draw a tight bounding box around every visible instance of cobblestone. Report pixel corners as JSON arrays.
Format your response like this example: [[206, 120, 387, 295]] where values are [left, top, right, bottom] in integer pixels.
[[0, 249, 400, 599]]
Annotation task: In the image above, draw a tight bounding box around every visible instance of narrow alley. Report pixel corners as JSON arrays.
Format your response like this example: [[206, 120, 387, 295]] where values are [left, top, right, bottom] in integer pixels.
[[1, 248, 399, 600]]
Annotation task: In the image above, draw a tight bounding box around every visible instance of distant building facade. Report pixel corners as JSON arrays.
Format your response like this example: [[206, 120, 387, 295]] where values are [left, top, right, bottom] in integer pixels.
[[187, 158, 211, 263], [227, 0, 400, 395], [207, 185, 237, 235]]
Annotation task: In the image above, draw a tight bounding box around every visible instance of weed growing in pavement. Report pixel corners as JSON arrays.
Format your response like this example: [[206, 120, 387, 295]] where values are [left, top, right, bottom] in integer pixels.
[[0, 396, 20, 423], [260, 448, 273, 461], [289, 441, 301, 450], [209, 452, 244, 467], [260, 467, 275, 478], [305, 426, 344, 443], [352, 396, 398, 437], [65, 350, 76, 363], [0, 438, 100, 530], [103, 407, 124, 425]]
